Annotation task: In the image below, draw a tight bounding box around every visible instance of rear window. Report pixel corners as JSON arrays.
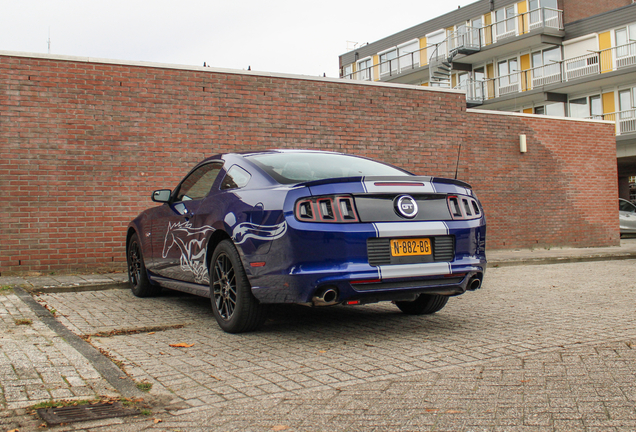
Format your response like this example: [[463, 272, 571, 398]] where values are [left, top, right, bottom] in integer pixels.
[[247, 152, 409, 184]]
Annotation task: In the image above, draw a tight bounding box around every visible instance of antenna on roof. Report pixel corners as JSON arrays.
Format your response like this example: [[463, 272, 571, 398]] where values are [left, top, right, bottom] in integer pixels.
[[454, 142, 462, 180]]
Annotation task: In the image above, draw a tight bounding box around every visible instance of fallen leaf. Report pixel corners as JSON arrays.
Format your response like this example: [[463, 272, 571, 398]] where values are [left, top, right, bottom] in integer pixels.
[[154, 418, 162, 424], [169, 343, 195, 348], [446, 409, 462, 414], [318, 350, 327, 353], [148, 332, 155, 335], [210, 375, 221, 380], [425, 408, 439, 413], [272, 426, 288, 431]]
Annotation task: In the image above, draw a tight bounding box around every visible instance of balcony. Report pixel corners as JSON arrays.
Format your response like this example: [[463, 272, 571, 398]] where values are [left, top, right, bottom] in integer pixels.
[[340, 7, 564, 84], [456, 41, 636, 106]]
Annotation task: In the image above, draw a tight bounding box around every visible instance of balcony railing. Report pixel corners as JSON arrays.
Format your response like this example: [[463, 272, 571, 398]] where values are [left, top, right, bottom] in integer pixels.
[[588, 109, 636, 136], [340, 7, 564, 81], [455, 41, 636, 104]]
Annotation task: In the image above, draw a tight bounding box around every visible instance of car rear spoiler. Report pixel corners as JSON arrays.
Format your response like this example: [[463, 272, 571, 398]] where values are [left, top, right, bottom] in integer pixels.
[[298, 176, 472, 189]]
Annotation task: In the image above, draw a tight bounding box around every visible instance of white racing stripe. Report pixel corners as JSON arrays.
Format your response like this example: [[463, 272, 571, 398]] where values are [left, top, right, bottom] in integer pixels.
[[373, 221, 449, 238], [378, 262, 452, 279]]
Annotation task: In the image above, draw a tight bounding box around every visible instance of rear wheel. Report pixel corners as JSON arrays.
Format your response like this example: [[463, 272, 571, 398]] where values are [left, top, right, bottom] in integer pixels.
[[127, 233, 161, 297], [210, 240, 267, 333], [395, 294, 449, 315]]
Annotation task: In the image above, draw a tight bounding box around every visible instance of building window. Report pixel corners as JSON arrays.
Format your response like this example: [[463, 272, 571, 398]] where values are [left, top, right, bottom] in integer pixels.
[[569, 95, 601, 118], [427, 30, 446, 62], [356, 58, 372, 81], [398, 40, 420, 72], [342, 64, 353, 79], [618, 89, 636, 133], [497, 58, 519, 93], [534, 106, 545, 115], [495, 5, 516, 40], [619, 89, 633, 116], [379, 49, 397, 76], [615, 25, 636, 62], [529, 0, 558, 10], [531, 47, 562, 85], [470, 17, 483, 46]]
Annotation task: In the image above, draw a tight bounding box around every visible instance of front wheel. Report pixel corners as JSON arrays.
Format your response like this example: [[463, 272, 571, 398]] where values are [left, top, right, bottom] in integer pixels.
[[127, 233, 161, 297], [210, 240, 267, 333], [395, 294, 449, 315]]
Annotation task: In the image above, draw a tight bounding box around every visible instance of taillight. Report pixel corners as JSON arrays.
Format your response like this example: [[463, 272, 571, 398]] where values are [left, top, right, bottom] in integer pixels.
[[447, 195, 481, 220], [295, 195, 359, 223]]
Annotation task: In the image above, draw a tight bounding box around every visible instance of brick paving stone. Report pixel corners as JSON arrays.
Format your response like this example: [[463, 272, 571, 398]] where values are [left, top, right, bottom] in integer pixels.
[[0, 260, 634, 431]]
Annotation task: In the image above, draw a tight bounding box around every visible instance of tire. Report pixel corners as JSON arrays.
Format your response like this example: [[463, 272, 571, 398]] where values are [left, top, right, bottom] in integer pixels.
[[395, 294, 449, 315], [210, 240, 267, 333], [127, 233, 161, 297]]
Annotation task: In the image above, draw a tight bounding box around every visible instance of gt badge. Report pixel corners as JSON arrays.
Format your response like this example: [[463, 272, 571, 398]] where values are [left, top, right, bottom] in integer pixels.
[[395, 195, 418, 219]]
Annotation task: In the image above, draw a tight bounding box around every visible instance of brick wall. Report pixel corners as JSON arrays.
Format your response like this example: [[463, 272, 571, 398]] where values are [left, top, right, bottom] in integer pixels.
[[562, 0, 631, 24], [0, 54, 619, 274]]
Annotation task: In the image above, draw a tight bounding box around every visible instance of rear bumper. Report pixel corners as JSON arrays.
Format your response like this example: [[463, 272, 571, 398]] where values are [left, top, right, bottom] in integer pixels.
[[244, 215, 486, 305], [249, 257, 486, 305]]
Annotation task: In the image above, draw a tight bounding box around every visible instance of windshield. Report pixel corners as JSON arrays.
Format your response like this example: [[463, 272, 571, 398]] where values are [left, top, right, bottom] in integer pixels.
[[247, 152, 410, 184]]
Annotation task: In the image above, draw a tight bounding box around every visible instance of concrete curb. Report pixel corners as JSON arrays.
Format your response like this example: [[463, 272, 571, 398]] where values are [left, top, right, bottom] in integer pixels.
[[488, 252, 636, 267], [24, 282, 130, 294], [13, 286, 145, 399]]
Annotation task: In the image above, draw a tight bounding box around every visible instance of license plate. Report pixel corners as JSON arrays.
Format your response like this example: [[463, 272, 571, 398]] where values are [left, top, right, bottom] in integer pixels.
[[390, 238, 432, 257]]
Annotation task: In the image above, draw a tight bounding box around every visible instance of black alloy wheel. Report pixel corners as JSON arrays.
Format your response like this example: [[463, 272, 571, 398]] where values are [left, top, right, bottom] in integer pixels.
[[213, 251, 237, 320], [210, 240, 267, 333], [127, 233, 160, 297]]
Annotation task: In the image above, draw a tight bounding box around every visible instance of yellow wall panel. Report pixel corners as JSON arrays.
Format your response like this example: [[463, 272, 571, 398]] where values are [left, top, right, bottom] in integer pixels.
[[520, 54, 531, 91], [486, 63, 495, 99], [373, 55, 380, 81], [520, 54, 530, 70], [602, 91, 615, 114], [599, 31, 613, 73], [598, 31, 612, 50], [517, 1, 528, 34], [523, 108, 533, 114], [420, 37, 428, 66], [484, 13, 493, 45]]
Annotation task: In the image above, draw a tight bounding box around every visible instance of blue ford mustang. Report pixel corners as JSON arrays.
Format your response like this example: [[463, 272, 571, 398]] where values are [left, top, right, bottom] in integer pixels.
[[127, 150, 487, 333]]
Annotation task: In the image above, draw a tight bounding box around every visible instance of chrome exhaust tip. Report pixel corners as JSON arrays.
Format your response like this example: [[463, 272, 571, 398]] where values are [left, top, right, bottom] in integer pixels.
[[312, 286, 339, 306], [468, 276, 482, 291]]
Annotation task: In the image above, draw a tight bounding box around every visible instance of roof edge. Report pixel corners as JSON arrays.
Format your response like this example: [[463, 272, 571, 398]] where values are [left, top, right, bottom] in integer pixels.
[[0, 50, 465, 95], [467, 108, 615, 124]]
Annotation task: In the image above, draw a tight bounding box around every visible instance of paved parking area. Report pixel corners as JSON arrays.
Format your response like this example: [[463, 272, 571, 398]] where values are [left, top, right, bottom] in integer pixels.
[[1, 259, 629, 431]]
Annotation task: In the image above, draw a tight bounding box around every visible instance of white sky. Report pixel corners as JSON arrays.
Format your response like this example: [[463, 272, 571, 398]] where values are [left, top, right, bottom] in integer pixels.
[[1, 0, 476, 78]]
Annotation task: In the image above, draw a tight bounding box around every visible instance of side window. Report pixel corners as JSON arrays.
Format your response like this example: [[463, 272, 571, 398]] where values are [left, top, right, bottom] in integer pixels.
[[176, 162, 223, 202], [620, 200, 636, 213], [221, 165, 252, 190]]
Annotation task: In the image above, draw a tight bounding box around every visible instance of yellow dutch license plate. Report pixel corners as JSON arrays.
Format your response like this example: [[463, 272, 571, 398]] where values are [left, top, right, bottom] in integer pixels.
[[390, 238, 432, 257]]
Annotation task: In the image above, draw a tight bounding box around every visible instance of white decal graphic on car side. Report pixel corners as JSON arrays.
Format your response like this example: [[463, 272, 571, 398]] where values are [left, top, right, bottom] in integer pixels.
[[232, 221, 287, 245], [163, 221, 215, 284]]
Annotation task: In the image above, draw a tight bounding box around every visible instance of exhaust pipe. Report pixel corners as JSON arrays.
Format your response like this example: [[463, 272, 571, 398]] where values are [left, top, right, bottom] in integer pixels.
[[468, 276, 481, 291], [312, 286, 339, 306]]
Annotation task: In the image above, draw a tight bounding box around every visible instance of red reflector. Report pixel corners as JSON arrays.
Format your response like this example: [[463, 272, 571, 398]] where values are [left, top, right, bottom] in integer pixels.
[[351, 279, 381, 285], [250, 262, 266, 267], [445, 273, 465, 278], [374, 182, 424, 187], [345, 300, 361, 305]]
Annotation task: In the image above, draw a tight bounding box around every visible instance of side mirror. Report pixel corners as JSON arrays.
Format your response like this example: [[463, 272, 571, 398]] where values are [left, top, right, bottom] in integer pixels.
[[151, 189, 172, 203]]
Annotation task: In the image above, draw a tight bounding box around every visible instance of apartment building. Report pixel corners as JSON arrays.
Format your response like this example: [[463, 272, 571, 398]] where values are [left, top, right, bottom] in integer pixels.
[[339, 0, 636, 200]]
